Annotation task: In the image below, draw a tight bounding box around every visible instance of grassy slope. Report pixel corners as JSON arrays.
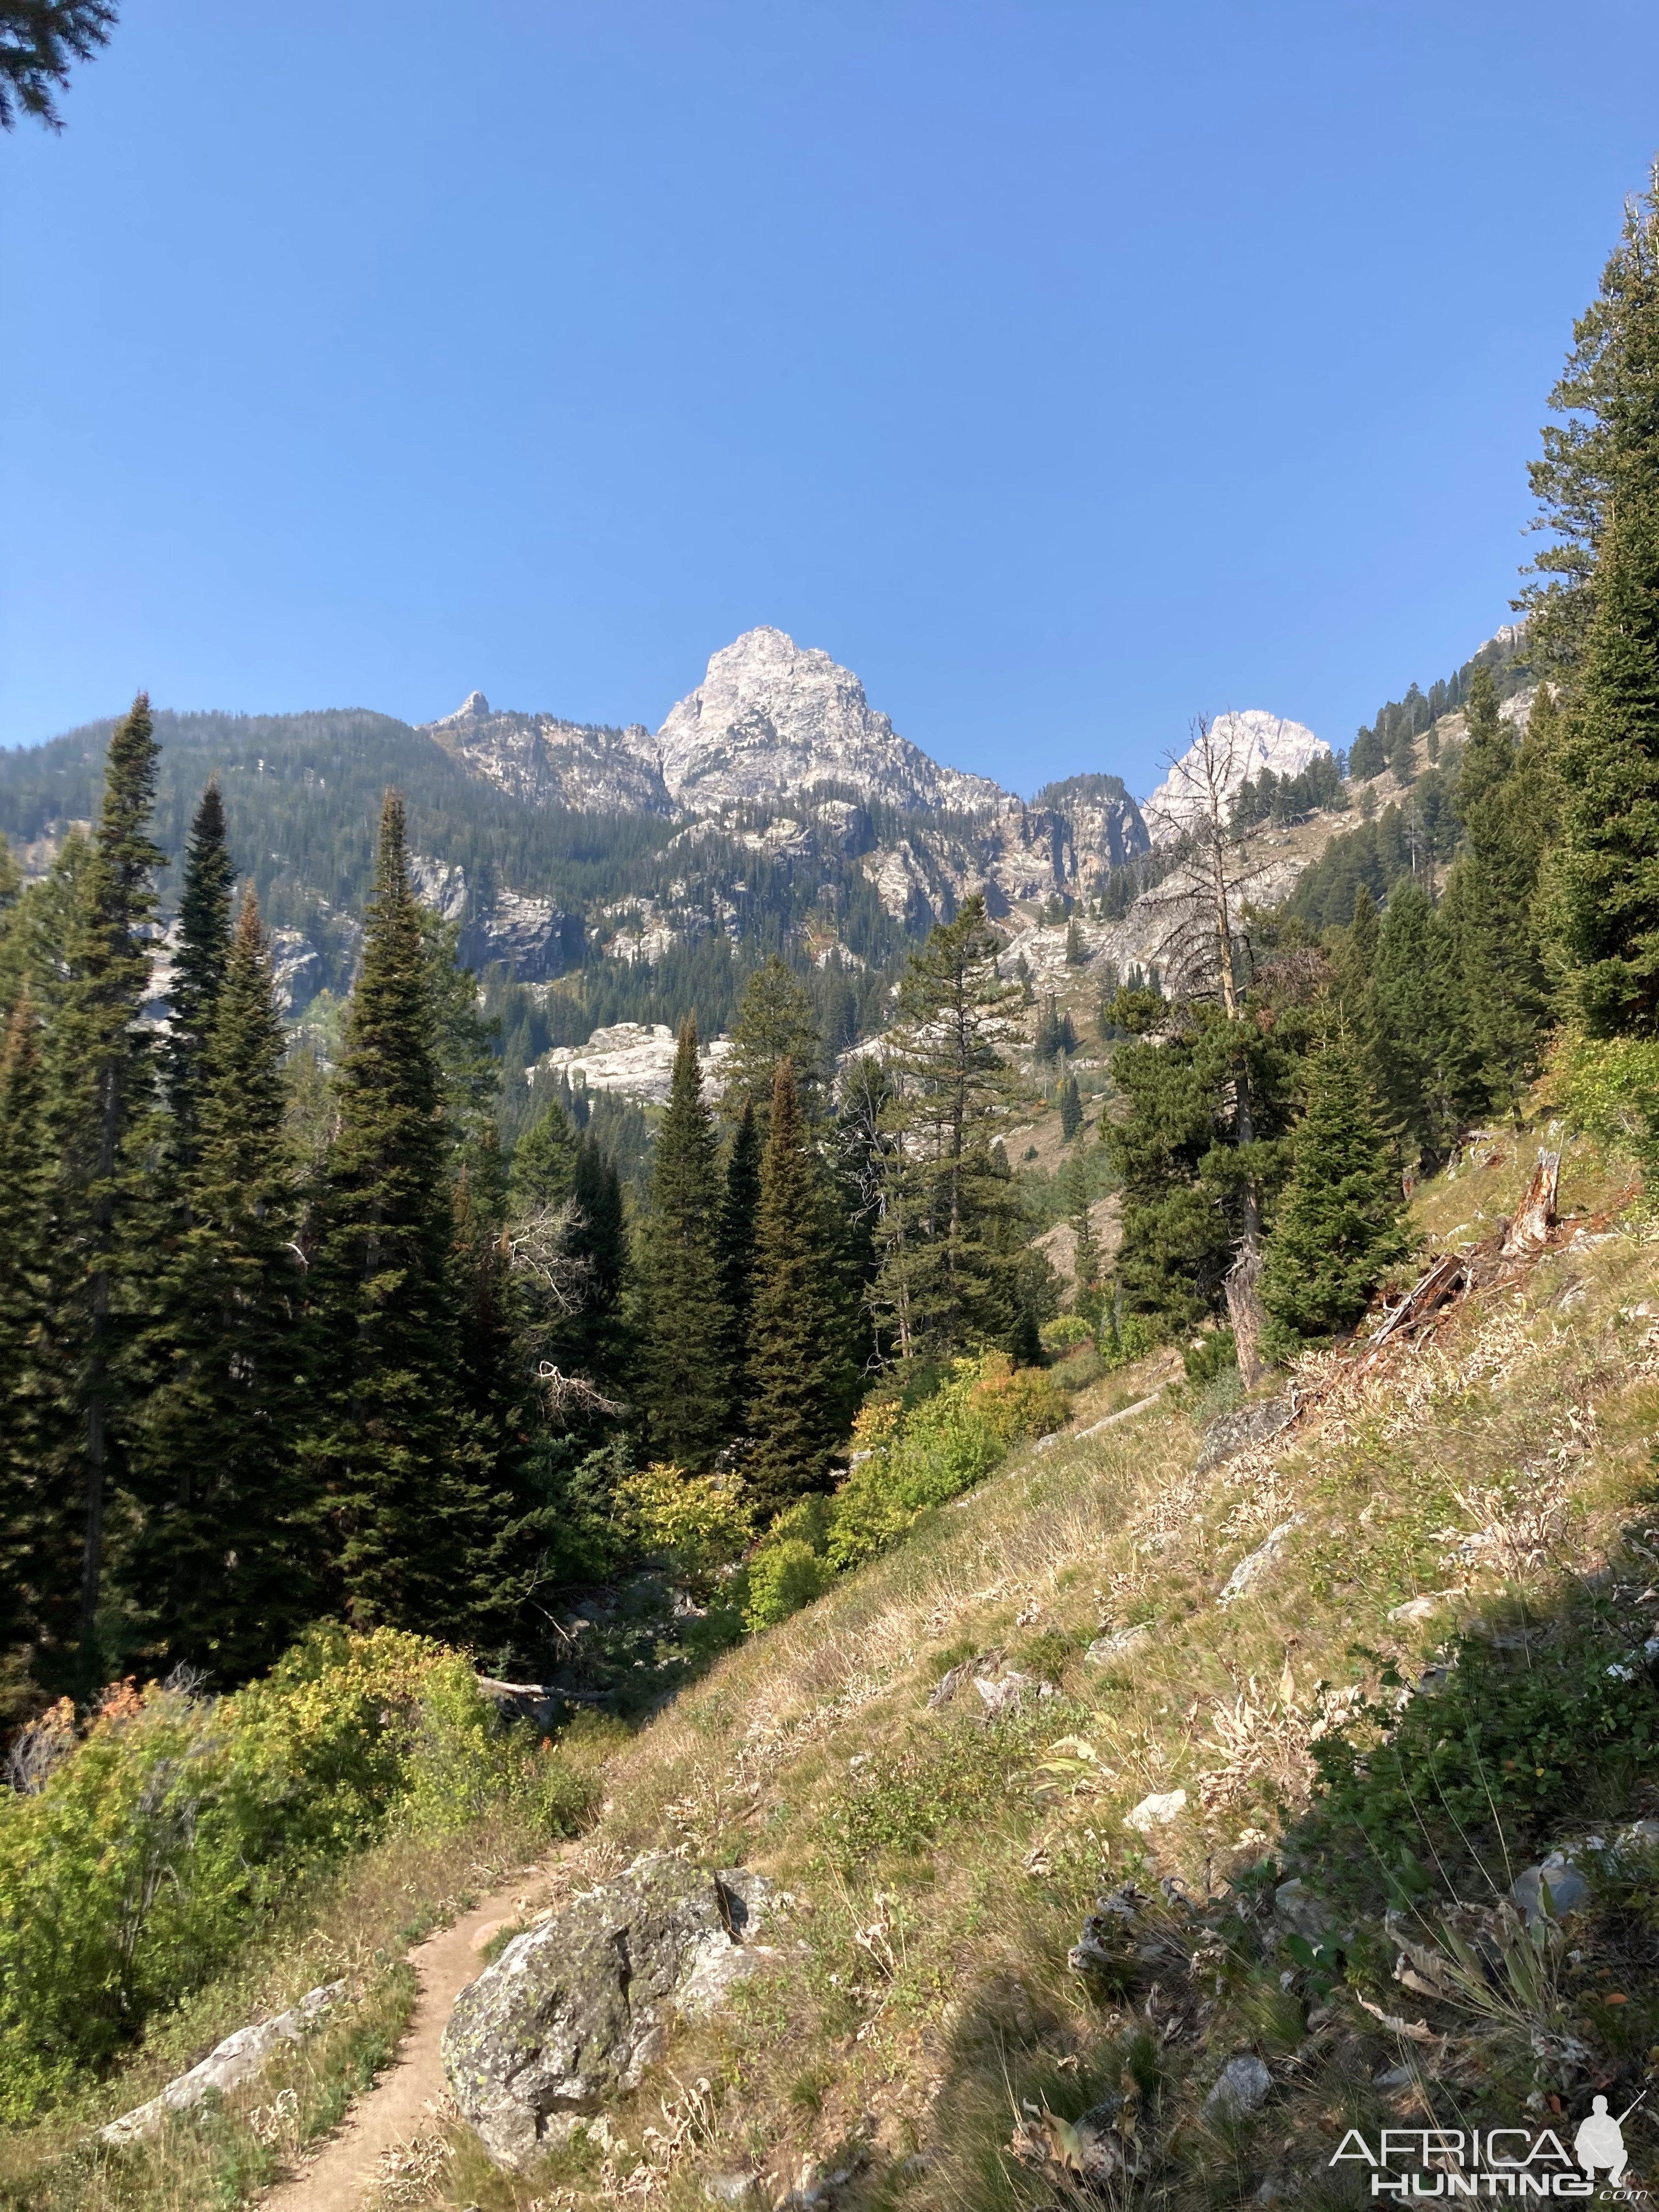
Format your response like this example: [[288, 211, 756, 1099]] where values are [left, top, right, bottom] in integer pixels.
[[429, 1129, 1659, 2210], [13, 1130, 1656, 2211]]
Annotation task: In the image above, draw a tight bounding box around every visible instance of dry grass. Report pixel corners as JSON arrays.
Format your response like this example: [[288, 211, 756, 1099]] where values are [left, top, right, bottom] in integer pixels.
[[400, 1131, 1659, 2210]]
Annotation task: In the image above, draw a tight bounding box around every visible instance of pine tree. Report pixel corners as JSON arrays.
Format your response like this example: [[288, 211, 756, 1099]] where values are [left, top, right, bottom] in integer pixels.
[[874, 895, 1023, 1358], [1259, 1028, 1409, 1342], [0, 992, 52, 1674], [716, 1101, 763, 1428], [1070, 1180, 1104, 1328], [41, 695, 163, 1674], [724, 956, 826, 1133], [1444, 668, 1550, 1116], [165, 782, 233, 1154], [745, 1060, 845, 1513], [1548, 432, 1659, 1034], [1367, 879, 1479, 1169], [1057, 1068, 1083, 1141], [306, 792, 499, 1637], [562, 1132, 630, 1400], [637, 1018, 729, 1467], [1064, 917, 1086, 967], [509, 1097, 580, 1216], [127, 894, 312, 1679]]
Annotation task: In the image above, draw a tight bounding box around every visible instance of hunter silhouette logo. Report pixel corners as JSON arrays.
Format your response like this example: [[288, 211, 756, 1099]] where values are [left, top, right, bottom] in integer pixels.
[[1330, 2094, 1647, 2196]]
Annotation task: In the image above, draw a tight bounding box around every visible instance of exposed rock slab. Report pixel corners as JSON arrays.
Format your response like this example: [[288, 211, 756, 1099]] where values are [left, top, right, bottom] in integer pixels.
[[443, 1853, 773, 2171], [100, 1980, 345, 2144]]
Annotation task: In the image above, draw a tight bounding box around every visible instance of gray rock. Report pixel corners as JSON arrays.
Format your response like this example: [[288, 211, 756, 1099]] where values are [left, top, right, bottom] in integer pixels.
[[1204, 2053, 1272, 2120], [1272, 1877, 1334, 1943], [1074, 2095, 1136, 2181], [1085, 1624, 1152, 1667], [1511, 1853, 1589, 1926], [1197, 1396, 1295, 1473], [443, 1853, 773, 2170], [100, 1981, 346, 2144], [702, 2176, 762, 2205]]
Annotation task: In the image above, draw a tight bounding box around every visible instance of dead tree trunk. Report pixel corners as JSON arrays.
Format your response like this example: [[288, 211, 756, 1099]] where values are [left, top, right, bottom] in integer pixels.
[[1501, 1149, 1561, 1257]]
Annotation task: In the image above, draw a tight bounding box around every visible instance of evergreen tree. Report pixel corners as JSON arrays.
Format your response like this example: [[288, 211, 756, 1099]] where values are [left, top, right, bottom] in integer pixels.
[[127, 894, 312, 1679], [637, 1018, 729, 1467], [0, 992, 52, 1677], [1064, 917, 1086, 967], [716, 1101, 763, 1427], [41, 695, 163, 1674], [874, 896, 1023, 1358], [1548, 410, 1659, 1032], [745, 1060, 845, 1513], [723, 955, 826, 1132], [1057, 1068, 1083, 1142], [562, 1131, 630, 1399], [306, 792, 499, 1637], [165, 782, 233, 1154], [1259, 1028, 1409, 1342], [1444, 667, 1551, 1116], [1070, 1179, 1104, 1328], [1367, 879, 1479, 1169], [1521, 164, 1659, 676], [509, 1097, 580, 1216], [830, 1052, 896, 1373]]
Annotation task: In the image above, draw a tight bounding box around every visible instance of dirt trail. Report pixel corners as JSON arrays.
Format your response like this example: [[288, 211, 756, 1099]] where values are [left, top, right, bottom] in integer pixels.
[[262, 1859, 562, 2212]]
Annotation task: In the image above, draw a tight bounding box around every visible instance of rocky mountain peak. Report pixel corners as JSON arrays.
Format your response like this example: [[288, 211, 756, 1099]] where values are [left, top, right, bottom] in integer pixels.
[[1143, 709, 1329, 842], [653, 627, 1008, 814], [434, 690, 492, 725]]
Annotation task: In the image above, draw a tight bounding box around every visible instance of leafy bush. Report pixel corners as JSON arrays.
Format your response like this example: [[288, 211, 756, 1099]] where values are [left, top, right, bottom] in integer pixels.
[[1040, 1313, 1094, 1353], [1555, 1028, 1659, 1190], [1101, 1308, 1157, 1368], [0, 1630, 588, 2124], [743, 1540, 834, 1632], [1291, 1623, 1659, 1911], [826, 1356, 1063, 1572], [618, 1463, 754, 1594]]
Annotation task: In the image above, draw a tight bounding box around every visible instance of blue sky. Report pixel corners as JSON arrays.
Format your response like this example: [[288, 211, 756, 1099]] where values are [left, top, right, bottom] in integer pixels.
[[2, 1, 1656, 797]]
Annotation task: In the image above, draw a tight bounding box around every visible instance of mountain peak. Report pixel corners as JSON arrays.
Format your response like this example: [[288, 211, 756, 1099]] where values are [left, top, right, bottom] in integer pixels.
[[654, 627, 1007, 814], [1143, 708, 1328, 841], [434, 689, 491, 725]]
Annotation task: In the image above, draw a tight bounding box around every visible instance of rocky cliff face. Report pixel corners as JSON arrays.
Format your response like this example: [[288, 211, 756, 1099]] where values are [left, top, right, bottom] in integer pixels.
[[426, 692, 675, 817]]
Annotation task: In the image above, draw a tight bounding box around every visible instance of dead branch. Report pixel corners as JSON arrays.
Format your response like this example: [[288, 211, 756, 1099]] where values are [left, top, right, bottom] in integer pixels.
[[507, 1200, 592, 1312], [536, 1363, 623, 1418], [1369, 1252, 1469, 1347]]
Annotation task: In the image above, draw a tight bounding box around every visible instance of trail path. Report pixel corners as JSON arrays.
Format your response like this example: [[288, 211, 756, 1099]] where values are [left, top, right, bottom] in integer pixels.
[[261, 1857, 564, 2212]]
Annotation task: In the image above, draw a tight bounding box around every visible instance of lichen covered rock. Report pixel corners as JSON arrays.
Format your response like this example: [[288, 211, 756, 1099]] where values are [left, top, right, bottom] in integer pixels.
[[442, 1853, 771, 2170]]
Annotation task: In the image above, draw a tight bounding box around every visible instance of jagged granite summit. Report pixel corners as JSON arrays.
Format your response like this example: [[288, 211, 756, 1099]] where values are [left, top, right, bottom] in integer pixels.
[[654, 627, 1007, 814], [1143, 709, 1329, 842], [427, 692, 675, 817]]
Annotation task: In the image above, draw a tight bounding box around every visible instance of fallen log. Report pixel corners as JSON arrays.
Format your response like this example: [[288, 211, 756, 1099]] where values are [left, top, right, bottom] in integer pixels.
[[1370, 1251, 1469, 1346]]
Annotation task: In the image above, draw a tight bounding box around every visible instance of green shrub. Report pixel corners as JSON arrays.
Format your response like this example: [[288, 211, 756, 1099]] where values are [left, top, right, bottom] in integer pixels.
[[0, 1629, 579, 2124], [744, 1539, 833, 1632], [1101, 1308, 1157, 1368], [1293, 1622, 1659, 1911], [826, 1356, 1056, 1572], [1556, 1028, 1659, 1191], [1040, 1313, 1094, 1353]]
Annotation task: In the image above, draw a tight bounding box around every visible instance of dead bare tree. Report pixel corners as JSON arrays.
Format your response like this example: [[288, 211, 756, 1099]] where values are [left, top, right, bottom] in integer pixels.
[[1140, 715, 1287, 1380], [504, 1199, 623, 1418]]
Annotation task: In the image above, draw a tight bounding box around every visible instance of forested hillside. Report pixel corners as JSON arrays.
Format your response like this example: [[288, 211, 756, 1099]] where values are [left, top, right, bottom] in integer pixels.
[[4, 154, 1659, 2212]]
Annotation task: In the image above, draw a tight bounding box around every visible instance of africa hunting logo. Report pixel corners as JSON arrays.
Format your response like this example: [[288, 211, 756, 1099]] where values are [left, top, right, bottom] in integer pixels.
[[1330, 2096, 1645, 2197]]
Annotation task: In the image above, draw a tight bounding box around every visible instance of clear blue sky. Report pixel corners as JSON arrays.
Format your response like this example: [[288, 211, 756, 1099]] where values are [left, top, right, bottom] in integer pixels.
[[2, 1, 1656, 797]]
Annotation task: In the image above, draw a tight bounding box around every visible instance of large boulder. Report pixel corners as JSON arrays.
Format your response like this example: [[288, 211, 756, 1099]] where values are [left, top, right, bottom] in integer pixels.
[[443, 1853, 772, 2171]]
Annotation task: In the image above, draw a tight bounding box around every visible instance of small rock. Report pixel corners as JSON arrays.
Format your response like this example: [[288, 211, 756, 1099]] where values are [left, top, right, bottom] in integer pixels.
[[1085, 1624, 1152, 1667], [1272, 1877, 1334, 1943], [702, 2176, 761, 2206], [1204, 2053, 1272, 2120], [1217, 1516, 1306, 1608], [1374, 2064, 1415, 2089], [1197, 1396, 1296, 1472], [1074, 2096, 1133, 2180], [1388, 1594, 1446, 1625], [100, 1981, 347, 2144], [1510, 1853, 1589, 1926], [975, 1671, 1034, 1719], [1124, 1787, 1187, 1833]]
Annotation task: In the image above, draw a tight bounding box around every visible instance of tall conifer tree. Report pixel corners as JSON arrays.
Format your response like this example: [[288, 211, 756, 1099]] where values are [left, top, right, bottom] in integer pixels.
[[165, 782, 233, 1152], [129, 894, 312, 1678], [1367, 880, 1479, 1169], [42, 694, 163, 1673], [1260, 1028, 1409, 1342], [745, 1060, 844, 1513], [0, 993, 52, 1677], [637, 1019, 729, 1467], [307, 792, 498, 1636], [723, 956, 826, 1134], [716, 1101, 763, 1427]]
